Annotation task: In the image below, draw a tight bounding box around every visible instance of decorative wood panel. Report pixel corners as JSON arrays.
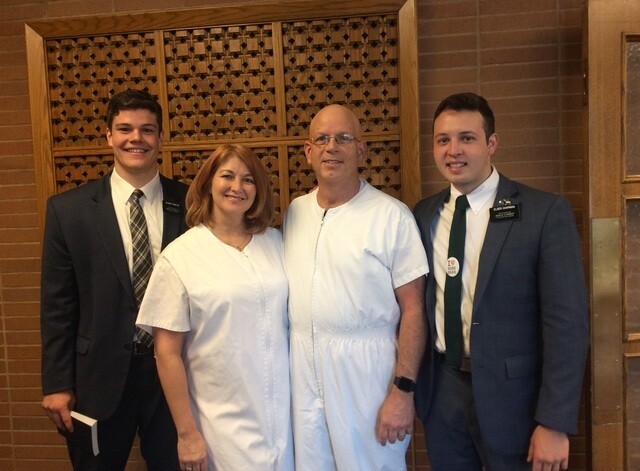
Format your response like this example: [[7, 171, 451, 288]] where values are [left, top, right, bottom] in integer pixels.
[[626, 36, 640, 179], [26, 0, 419, 232], [626, 355, 640, 469], [55, 154, 114, 193], [44, 18, 402, 202], [287, 143, 315, 200], [47, 33, 160, 147], [281, 15, 399, 136], [625, 199, 640, 336], [164, 25, 278, 141]]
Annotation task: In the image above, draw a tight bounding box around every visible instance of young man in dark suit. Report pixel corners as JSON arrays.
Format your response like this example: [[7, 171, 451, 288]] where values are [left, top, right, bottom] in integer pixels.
[[413, 92, 589, 471], [40, 89, 188, 469]]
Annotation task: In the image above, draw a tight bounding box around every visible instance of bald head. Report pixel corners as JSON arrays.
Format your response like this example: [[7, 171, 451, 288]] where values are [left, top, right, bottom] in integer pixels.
[[310, 104, 362, 140], [304, 104, 367, 205]]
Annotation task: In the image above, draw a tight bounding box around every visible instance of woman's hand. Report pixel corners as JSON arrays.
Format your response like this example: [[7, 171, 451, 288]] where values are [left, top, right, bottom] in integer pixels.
[[178, 428, 208, 471]]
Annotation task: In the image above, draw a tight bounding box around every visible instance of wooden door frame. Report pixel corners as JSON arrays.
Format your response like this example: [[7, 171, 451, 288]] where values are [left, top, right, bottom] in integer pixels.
[[584, 0, 640, 468]]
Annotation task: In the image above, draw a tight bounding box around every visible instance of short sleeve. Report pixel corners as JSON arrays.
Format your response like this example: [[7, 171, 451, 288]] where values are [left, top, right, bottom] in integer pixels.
[[389, 209, 429, 289], [136, 256, 191, 333]]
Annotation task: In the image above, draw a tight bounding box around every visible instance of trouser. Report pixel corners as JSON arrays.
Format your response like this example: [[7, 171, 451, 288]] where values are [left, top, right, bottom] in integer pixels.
[[67, 353, 178, 470], [423, 352, 529, 471]]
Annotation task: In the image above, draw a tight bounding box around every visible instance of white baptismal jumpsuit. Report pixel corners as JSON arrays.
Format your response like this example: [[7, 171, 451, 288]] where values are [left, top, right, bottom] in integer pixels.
[[284, 181, 429, 471]]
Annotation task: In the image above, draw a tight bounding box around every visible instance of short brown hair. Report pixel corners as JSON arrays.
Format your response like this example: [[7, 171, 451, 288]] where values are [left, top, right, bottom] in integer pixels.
[[433, 92, 495, 142], [185, 144, 275, 233], [106, 89, 163, 132]]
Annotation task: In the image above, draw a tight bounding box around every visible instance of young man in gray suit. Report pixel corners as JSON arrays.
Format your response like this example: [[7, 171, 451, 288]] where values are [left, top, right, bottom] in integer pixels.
[[40, 89, 188, 469], [413, 92, 589, 471]]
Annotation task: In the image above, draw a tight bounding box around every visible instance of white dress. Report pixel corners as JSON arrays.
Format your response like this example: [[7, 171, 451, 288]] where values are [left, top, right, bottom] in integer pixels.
[[283, 181, 429, 471], [137, 225, 294, 471]]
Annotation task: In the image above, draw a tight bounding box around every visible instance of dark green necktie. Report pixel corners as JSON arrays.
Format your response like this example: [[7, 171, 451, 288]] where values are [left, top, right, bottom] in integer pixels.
[[444, 195, 470, 368]]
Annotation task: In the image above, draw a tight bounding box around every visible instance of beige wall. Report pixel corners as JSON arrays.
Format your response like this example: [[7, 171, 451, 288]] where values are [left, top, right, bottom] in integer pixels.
[[0, 0, 587, 469]]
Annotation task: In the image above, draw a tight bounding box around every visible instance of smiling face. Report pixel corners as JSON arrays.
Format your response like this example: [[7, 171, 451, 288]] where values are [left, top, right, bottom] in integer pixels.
[[106, 109, 162, 186], [210, 156, 257, 225], [433, 109, 498, 195], [304, 105, 367, 188]]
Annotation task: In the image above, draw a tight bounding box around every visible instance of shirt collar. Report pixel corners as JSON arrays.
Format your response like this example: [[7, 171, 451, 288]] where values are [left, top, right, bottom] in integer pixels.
[[111, 168, 161, 205], [449, 167, 499, 214]]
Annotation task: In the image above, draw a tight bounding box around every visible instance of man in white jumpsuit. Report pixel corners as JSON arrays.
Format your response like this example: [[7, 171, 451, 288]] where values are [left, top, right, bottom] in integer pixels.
[[283, 104, 429, 470]]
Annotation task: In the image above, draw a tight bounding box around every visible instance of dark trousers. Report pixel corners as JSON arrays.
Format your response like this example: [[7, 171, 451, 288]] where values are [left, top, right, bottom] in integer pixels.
[[423, 353, 529, 471], [67, 353, 178, 471]]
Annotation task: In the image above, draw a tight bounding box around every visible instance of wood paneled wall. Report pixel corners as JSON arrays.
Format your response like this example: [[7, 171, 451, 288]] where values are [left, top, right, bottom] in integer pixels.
[[0, 0, 587, 470]]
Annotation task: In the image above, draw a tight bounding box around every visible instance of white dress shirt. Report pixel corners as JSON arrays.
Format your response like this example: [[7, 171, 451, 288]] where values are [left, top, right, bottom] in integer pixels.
[[110, 169, 164, 277], [431, 167, 499, 357]]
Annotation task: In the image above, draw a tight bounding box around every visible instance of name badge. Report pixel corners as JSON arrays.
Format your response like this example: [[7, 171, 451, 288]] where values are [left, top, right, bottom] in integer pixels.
[[163, 200, 181, 214], [490, 199, 521, 222]]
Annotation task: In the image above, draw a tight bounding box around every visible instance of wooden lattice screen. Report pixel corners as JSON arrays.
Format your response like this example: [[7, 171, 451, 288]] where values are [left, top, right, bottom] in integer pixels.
[[26, 0, 419, 229], [27, 2, 424, 465], [44, 18, 401, 225]]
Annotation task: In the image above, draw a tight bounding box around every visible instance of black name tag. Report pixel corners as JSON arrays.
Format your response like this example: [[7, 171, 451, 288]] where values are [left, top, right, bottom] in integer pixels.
[[163, 200, 181, 214], [490, 203, 521, 222]]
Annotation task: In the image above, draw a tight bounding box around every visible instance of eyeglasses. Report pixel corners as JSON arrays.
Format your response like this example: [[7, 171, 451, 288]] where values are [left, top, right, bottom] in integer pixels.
[[310, 133, 360, 147]]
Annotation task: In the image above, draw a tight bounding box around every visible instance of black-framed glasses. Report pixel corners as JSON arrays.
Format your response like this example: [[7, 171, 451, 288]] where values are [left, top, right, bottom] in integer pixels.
[[310, 133, 360, 147]]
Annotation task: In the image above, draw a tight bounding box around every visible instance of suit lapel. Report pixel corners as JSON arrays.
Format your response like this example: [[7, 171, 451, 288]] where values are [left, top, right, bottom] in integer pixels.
[[425, 190, 449, 273], [472, 175, 519, 314], [93, 175, 134, 296], [159, 175, 185, 249], [420, 189, 449, 329], [93, 174, 185, 299]]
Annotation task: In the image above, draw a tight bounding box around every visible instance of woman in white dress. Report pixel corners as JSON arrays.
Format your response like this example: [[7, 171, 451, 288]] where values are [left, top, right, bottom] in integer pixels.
[[136, 144, 293, 471]]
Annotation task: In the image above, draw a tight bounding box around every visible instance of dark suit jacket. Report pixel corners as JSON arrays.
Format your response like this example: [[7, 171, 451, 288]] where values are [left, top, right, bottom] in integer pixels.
[[413, 174, 589, 454], [40, 173, 189, 420]]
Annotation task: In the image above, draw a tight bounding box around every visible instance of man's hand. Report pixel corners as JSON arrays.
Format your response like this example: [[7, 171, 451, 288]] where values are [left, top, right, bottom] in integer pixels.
[[527, 424, 569, 471], [42, 390, 76, 431], [375, 387, 415, 446]]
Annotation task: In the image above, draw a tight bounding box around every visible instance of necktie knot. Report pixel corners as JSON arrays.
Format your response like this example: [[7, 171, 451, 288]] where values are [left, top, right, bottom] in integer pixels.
[[132, 189, 144, 203], [455, 194, 470, 212]]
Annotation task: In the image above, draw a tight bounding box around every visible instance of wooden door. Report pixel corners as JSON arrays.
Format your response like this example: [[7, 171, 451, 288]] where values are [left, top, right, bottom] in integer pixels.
[[585, 1, 640, 469]]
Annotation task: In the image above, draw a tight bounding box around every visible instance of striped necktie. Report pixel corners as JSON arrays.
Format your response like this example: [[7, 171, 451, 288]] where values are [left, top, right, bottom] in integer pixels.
[[130, 189, 154, 348]]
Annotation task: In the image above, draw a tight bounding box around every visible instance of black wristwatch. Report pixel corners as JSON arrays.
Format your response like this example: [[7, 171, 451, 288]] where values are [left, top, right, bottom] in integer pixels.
[[393, 376, 416, 393]]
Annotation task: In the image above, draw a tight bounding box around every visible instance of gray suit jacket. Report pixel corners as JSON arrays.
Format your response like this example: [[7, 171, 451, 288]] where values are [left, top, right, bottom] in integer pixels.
[[413, 174, 589, 454], [40, 173, 188, 420]]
